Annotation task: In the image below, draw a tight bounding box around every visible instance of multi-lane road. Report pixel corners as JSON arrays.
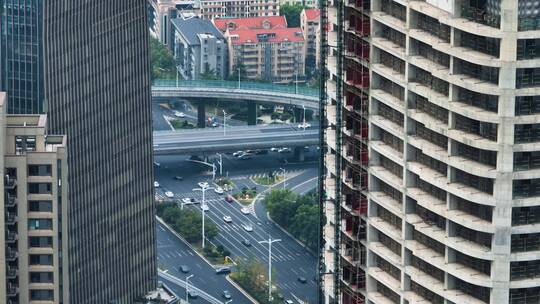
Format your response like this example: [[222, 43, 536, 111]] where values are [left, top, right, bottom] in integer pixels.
[[154, 151, 319, 303]]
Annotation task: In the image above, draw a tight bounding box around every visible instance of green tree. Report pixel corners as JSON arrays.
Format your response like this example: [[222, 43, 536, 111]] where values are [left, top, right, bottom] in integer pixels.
[[263, 189, 300, 228], [230, 258, 281, 304], [150, 36, 177, 81], [158, 204, 218, 243], [228, 60, 247, 81], [289, 204, 319, 251], [200, 67, 220, 80], [280, 4, 307, 27]]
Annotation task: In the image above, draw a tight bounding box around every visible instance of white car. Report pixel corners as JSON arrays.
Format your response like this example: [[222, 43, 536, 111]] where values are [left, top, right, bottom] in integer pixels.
[[278, 147, 291, 153], [214, 187, 224, 194], [270, 147, 279, 152], [197, 181, 209, 188], [232, 151, 244, 157], [182, 198, 192, 204], [298, 122, 311, 129], [212, 122, 219, 128], [223, 216, 233, 223], [201, 204, 209, 212], [154, 181, 160, 188], [240, 207, 250, 215], [174, 111, 186, 118], [242, 224, 253, 232], [165, 191, 174, 198]]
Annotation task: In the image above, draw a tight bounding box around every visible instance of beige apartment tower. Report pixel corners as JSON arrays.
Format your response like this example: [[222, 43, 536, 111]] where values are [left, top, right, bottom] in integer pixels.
[[0, 93, 69, 303], [321, 0, 540, 303]]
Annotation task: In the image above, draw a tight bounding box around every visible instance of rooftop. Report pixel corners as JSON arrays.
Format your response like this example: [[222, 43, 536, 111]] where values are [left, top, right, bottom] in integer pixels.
[[303, 8, 320, 21], [213, 16, 287, 32], [228, 27, 304, 45], [171, 15, 223, 45]]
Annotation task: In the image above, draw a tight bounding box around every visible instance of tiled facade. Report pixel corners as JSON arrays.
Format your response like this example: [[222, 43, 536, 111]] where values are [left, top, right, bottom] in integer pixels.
[[1, 93, 69, 304], [322, 0, 540, 303]]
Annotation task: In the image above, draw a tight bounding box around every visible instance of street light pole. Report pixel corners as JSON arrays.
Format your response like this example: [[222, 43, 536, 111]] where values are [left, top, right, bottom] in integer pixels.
[[193, 185, 214, 248], [185, 274, 194, 303], [303, 104, 306, 125], [216, 153, 223, 175], [295, 72, 298, 94], [279, 168, 286, 190], [259, 236, 281, 302]]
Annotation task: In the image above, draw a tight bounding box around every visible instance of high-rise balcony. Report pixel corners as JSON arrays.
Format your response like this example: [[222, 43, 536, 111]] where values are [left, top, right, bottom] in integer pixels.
[[7, 283, 18, 296], [6, 231, 17, 243], [6, 212, 17, 225], [461, 3, 500, 29], [6, 266, 18, 279], [4, 175, 16, 190], [5, 194, 16, 208], [6, 248, 18, 261]]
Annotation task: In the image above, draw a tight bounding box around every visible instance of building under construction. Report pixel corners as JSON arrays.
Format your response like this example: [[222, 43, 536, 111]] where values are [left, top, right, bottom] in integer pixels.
[[320, 0, 540, 303]]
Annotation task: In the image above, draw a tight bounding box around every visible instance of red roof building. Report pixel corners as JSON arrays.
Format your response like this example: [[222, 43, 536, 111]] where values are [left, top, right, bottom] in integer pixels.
[[301, 8, 321, 68], [213, 16, 287, 32], [226, 27, 305, 83], [303, 8, 320, 21]]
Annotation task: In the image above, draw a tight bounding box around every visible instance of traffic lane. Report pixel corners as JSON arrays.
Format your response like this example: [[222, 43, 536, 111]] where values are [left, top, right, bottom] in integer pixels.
[[156, 222, 251, 303], [153, 103, 173, 131], [197, 193, 317, 301], [159, 276, 210, 304]]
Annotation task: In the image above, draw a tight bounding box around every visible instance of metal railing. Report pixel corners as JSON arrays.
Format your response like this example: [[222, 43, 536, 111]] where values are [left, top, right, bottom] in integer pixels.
[[153, 79, 320, 97]]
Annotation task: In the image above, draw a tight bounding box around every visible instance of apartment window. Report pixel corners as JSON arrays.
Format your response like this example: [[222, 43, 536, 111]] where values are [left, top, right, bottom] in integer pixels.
[[454, 113, 498, 141], [510, 287, 540, 304], [413, 229, 445, 255], [454, 196, 493, 222], [456, 141, 497, 167], [459, 29, 500, 58], [378, 231, 401, 257], [380, 0, 406, 22], [376, 254, 400, 280], [515, 124, 540, 143], [455, 250, 491, 275], [30, 290, 53, 301], [412, 67, 449, 96], [28, 164, 52, 176], [416, 204, 446, 230], [411, 281, 444, 304], [15, 135, 36, 154], [518, 39, 540, 60], [458, 87, 498, 113], [461, 0, 500, 28], [454, 168, 494, 194], [511, 260, 540, 280], [415, 11, 450, 42], [515, 152, 540, 171], [29, 236, 53, 248], [456, 58, 499, 84], [455, 224, 492, 249], [28, 219, 53, 230], [513, 206, 540, 226], [514, 178, 540, 198], [413, 148, 447, 175], [415, 175, 447, 202], [512, 233, 540, 253], [516, 96, 540, 115], [454, 276, 490, 303], [414, 39, 450, 68], [29, 200, 53, 212], [29, 254, 53, 266], [377, 205, 402, 231], [415, 123, 448, 149], [378, 101, 404, 127], [380, 155, 403, 179], [380, 129, 403, 153], [30, 272, 54, 283], [379, 23, 406, 48], [377, 282, 400, 304], [517, 68, 540, 88], [28, 182, 52, 194], [379, 179, 402, 203], [379, 50, 405, 75], [411, 255, 444, 282], [377, 75, 404, 101]]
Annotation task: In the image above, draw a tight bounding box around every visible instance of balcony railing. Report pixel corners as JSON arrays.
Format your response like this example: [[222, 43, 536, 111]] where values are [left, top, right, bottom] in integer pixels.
[[461, 5, 500, 28], [6, 231, 17, 243], [5, 212, 17, 225]]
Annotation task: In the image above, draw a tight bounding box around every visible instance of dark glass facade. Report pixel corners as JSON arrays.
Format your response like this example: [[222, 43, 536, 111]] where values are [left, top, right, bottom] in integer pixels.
[[0, 0, 44, 114], [1, 1, 156, 303]]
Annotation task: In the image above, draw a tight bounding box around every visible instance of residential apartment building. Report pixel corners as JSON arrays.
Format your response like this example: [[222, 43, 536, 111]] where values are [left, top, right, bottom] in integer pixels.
[[279, 0, 317, 8], [199, 0, 280, 19], [213, 15, 287, 32], [321, 0, 540, 303], [0, 1, 157, 303], [172, 16, 228, 79], [147, 0, 197, 46], [227, 28, 305, 82], [0, 93, 69, 303], [300, 9, 320, 71]]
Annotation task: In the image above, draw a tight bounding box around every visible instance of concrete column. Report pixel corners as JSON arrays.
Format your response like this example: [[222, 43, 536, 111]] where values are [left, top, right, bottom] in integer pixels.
[[247, 101, 257, 126], [197, 101, 206, 128], [294, 147, 305, 162]]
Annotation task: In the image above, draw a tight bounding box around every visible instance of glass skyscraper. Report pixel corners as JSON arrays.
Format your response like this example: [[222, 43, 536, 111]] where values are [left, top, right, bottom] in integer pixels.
[[0, 1, 157, 303]]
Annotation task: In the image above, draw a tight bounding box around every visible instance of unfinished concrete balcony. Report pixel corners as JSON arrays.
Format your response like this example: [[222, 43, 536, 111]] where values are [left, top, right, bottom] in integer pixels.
[[371, 36, 405, 61], [371, 11, 405, 34], [370, 115, 405, 142], [370, 89, 405, 115], [369, 267, 402, 296], [369, 191, 402, 218], [370, 165, 403, 193]]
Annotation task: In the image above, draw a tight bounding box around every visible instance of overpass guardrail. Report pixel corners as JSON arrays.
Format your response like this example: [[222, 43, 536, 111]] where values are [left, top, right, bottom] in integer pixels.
[[153, 79, 320, 98]]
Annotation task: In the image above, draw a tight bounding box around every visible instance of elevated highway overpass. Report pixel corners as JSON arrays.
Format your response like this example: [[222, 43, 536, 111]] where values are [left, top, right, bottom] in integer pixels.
[[153, 124, 318, 155], [152, 80, 320, 127]]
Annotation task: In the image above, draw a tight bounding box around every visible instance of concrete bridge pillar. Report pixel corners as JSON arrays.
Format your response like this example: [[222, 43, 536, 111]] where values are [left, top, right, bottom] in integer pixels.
[[247, 101, 257, 126], [294, 107, 303, 123], [294, 147, 306, 162], [197, 101, 206, 128]]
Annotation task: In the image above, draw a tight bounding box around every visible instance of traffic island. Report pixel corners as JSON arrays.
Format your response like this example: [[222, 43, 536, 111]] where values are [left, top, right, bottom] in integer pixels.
[[233, 188, 257, 205], [251, 175, 284, 186]]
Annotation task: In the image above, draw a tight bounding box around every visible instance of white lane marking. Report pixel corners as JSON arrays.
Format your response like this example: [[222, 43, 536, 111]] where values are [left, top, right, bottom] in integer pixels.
[[290, 176, 317, 192]]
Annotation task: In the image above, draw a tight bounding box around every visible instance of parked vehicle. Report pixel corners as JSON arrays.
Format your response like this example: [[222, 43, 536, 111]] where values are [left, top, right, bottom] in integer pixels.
[[154, 181, 160, 188], [215, 267, 231, 274], [225, 195, 234, 203], [179, 265, 191, 273], [214, 187, 224, 194], [223, 216, 233, 223], [164, 191, 174, 198], [240, 207, 250, 214]]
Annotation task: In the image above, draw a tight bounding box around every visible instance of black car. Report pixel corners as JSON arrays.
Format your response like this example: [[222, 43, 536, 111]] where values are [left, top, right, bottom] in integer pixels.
[[298, 276, 307, 284], [215, 267, 231, 274], [179, 265, 191, 273], [255, 149, 268, 155], [242, 239, 252, 247], [174, 176, 183, 180]]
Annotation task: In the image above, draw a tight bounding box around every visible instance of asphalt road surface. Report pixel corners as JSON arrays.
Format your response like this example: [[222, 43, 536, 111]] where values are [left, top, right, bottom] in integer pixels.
[[154, 152, 319, 303]]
